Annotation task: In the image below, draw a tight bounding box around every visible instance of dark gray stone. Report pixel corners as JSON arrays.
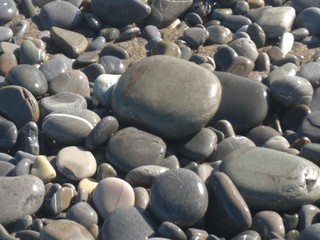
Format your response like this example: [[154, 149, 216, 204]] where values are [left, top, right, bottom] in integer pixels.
[[20, 40, 46, 65], [294, 7, 320, 36], [115, 27, 140, 42], [82, 63, 106, 82], [205, 25, 232, 45], [99, 56, 125, 74], [229, 38, 258, 62], [291, 28, 309, 41], [222, 15, 252, 32], [0, 116, 17, 149], [158, 221, 187, 240], [183, 27, 209, 48], [86, 36, 106, 51], [16, 121, 39, 155], [298, 204, 320, 231], [100, 45, 129, 59], [299, 223, 320, 239], [214, 46, 238, 71], [281, 104, 310, 132], [143, 25, 162, 41], [0, 0, 17, 25], [298, 62, 320, 88], [299, 112, 320, 143], [230, 230, 261, 240], [246, 126, 280, 146], [247, 23, 266, 48], [13, 158, 33, 176]]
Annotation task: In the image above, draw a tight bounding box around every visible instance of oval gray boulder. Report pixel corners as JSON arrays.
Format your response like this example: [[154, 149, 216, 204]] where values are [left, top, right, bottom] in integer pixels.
[[111, 55, 222, 140]]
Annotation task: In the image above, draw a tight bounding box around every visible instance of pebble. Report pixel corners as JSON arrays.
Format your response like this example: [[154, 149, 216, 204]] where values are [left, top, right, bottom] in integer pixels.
[[0, 26, 13, 42], [150, 168, 208, 228], [0, 53, 17, 77], [39, 219, 94, 240], [39, 59, 68, 83], [295, 7, 320, 36], [111, 55, 221, 140], [0, 175, 44, 226], [150, 40, 182, 57], [222, 15, 252, 32], [14, 158, 33, 176], [214, 45, 238, 70], [0, 0, 17, 25], [158, 221, 187, 240], [298, 204, 320, 230], [299, 223, 320, 239], [247, 23, 266, 49], [220, 147, 320, 211], [206, 25, 232, 45], [20, 40, 46, 65], [299, 111, 320, 143], [31, 155, 56, 183], [229, 38, 259, 62], [99, 56, 125, 74], [66, 202, 98, 229], [0, 161, 15, 176], [100, 44, 129, 59], [0, 116, 17, 149], [56, 146, 97, 181], [298, 62, 320, 88], [226, 56, 255, 77], [82, 63, 106, 82], [133, 187, 149, 209], [183, 27, 209, 48], [115, 27, 140, 42], [106, 127, 166, 172]]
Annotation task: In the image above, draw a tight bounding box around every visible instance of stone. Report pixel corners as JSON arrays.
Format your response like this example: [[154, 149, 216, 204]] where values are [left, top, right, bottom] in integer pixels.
[[93, 74, 121, 107], [222, 15, 252, 32], [220, 147, 320, 211], [100, 206, 158, 240], [0, 53, 17, 78], [230, 230, 261, 240], [0, 116, 17, 149], [246, 126, 280, 146], [5, 64, 48, 98], [83, 13, 102, 30], [206, 171, 252, 238], [100, 45, 129, 59], [298, 62, 320, 89], [66, 202, 98, 229], [214, 46, 238, 71], [50, 27, 88, 58], [93, 177, 135, 219], [279, 32, 294, 55], [39, 219, 94, 240], [78, 178, 98, 195], [183, 27, 209, 48], [16, 121, 39, 155], [42, 113, 94, 145], [99, 56, 125, 74], [39, 59, 68, 83], [158, 221, 187, 240], [143, 25, 162, 41], [0, 175, 44, 226], [99, 28, 120, 42], [0, 86, 39, 128], [295, 7, 320, 36], [300, 143, 320, 166], [298, 204, 320, 230], [212, 72, 269, 133], [56, 146, 97, 181], [31, 155, 56, 183], [247, 23, 266, 48], [39, 1, 82, 30], [150, 168, 208, 228], [91, 0, 151, 26], [150, 41, 182, 57], [106, 127, 166, 172], [0, 161, 15, 176], [299, 223, 320, 239], [0, 0, 17, 25], [226, 56, 254, 77], [246, 6, 296, 38], [115, 27, 141, 42], [76, 51, 99, 65], [205, 25, 232, 45], [86, 36, 106, 52], [14, 158, 33, 176], [111, 55, 221, 140], [133, 187, 149, 209], [15, 230, 40, 240], [82, 63, 105, 82], [228, 38, 259, 62], [20, 40, 46, 65], [292, 0, 320, 13]]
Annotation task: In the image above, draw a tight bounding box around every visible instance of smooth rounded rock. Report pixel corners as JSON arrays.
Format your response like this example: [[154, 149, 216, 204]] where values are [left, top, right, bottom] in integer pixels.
[[205, 25, 232, 45], [133, 187, 149, 209], [39, 59, 68, 83], [31, 155, 56, 183], [230, 230, 261, 240], [0, 161, 15, 176], [20, 40, 46, 65], [150, 40, 182, 57], [93, 74, 121, 107], [0, 116, 17, 149], [111, 55, 221, 140], [298, 204, 320, 230], [0, 0, 17, 25], [183, 27, 209, 48], [150, 168, 208, 228], [0, 175, 45, 226], [299, 223, 320, 239], [0, 53, 17, 77], [93, 177, 135, 219], [228, 38, 258, 62], [99, 56, 125, 74], [220, 147, 320, 211], [295, 7, 320, 36], [298, 62, 320, 88], [158, 221, 187, 240], [299, 111, 320, 143], [66, 202, 98, 229]]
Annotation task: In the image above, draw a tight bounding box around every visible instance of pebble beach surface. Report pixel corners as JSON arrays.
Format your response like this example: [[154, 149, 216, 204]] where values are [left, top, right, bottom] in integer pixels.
[[3, 0, 320, 239]]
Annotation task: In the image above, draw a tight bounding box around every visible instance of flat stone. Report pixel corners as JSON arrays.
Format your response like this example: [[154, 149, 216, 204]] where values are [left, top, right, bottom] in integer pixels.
[[100, 44, 129, 59], [100, 206, 158, 240], [111, 55, 221, 140], [5, 64, 48, 97], [212, 72, 269, 133], [105, 127, 166, 172], [66, 202, 98, 229], [0, 116, 17, 149], [222, 15, 252, 32], [91, 0, 151, 26], [0, 175, 44, 226], [31, 155, 56, 183], [295, 7, 320, 36], [219, 147, 320, 211], [56, 146, 97, 181], [0, 0, 17, 25], [50, 27, 88, 58], [93, 177, 135, 219], [291, 27, 309, 41], [0, 86, 39, 128], [39, 1, 82, 29], [150, 168, 208, 228], [39, 219, 94, 240]]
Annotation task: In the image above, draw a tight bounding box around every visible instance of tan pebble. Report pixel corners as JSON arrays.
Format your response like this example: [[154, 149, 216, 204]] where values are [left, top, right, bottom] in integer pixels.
[[78, 178, 98, 195], [31, 155, 56, 183]]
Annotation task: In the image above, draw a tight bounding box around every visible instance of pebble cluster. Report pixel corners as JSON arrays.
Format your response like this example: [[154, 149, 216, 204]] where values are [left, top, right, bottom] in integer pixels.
[[2, 0, 320, 239]]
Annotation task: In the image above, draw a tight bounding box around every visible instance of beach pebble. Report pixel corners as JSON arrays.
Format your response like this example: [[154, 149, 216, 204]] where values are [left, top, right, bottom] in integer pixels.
[[247, 23, 266, 49], [20, 40, 46, 65], [39, 59, 68, 83], [56, 146, 97, 181], [298, 62, 320, 88], [183, 27, 209, 48], [0, 0, 17, 25], [150, 40, 182, 57], [0, 53, 17, 77], [111, 55, 221, 140], [299, 223, 320, 239], [14, 158, 33, 176], [99, 56, 125, 74], [0, 116, 17, 149], [206, 25, 232, 45], [31, 155, 56, 183], [0, 161, 15, 176], [214, 45, 238, 70], [222, 15, 252, 32], [295, 7, 320, 36], [93, 74, 121, 107], [229, 38, 258, 62], [0, 26, 13, 42], [150, 168, 208, 228], [66, 202, 98, 229]]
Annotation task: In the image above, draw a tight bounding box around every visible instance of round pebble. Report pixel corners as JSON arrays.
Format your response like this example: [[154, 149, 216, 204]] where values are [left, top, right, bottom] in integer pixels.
[[0, 0, 17, 25]]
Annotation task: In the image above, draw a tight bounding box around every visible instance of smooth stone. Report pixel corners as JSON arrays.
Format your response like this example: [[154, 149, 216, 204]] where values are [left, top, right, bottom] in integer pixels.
[[212, 72, 269, 132], [5, 64, 48, 98], [0, 86, 39, 128], [268, 46, 285, 64], [0, 116, 17, 149], [50, 53, 74, 70], [158, 221, 187, 240], [230, 230, 261, 240], [247, 23, 266, 48], [0, 42, 19, 54], [112, 55, 221, 140], [300, 143, 320, 166], [226, 56, 254, 77], [0, 27, 13, 42], [298, 62, 320, 88], [85, 116, 119, 150], [78, 178, 98, 195], [115, 27, 140, 42], [16, 121, 39, 155], [281, 105, 310, 131], [66, 202, 98, 229], [262, 135, 290, 151], [214, 45, 238, 71], [205, 25, 232, 45], [14, 158, 33, 176], [31, 155, 56, 183], [106, 127, 166, 172], [298, 204, 320, 230], [246, 126, 280, 146], [100, 45, 129, 59], [228, 38, 258, 62], [205, 172, 252, 238], [255, 52, 270, 72], [295, 7, 320, 36], [251, 211, 285, 240], [220, 147, 320, 211], [93, 177, 134, 219], [76, 51, 99, 65], [272, 54, 300, 67], [150, 40, 181, 57], [93, 74, 120, 107], [0, 53, 17, 77], [13, 215, 33, 232], [246, 6, 296, 38], [0, 0, 17, 25], [222, 15, 252, 32], [42, 113, 94, 145], [91, 0, 150, 26], [20, 40, 46, 65], [133, 187, 149, 209], [143, 25, 162, 41], [99, 56, 125, 74], [0, 161, 15, 176], [86, 36, 106, 51], [183, 27, 209, 48], [267, 62, 299, 86], [146, 0, 193, 28], [125, 165, 169, 188], [299, 111, 320, 143], [39, 1, 82, 30], [0, 175, 44, 226], [270, 75, 313, 108], [50, 27, 88, 58], [291, 28, 309, 41], [83, 63, 106, 82], [292, 0, 320, 13], [101, 206, 157, 240], [49, 70, 90, 97], [39, 92, 87, 119], [39, 219, 94, 240], [99, 28, 120, 42], [39, 59, 68, 83], [15, 230, 40, 240], [150, 168, 208, 228], [96, 163, 118, 180], [83, 13, 102, 30], [210, 8, 233, 21], [185, 12, 203, 26], [283, 213, 299, 231], [279, 32, 294, 55], [162, 155, 180, 169], [311, 88, 320, 112], [233, 31, 251, 41], [299, 223, 320, 239], [178, 128, 217, 162], [56, 146, 96, 181]]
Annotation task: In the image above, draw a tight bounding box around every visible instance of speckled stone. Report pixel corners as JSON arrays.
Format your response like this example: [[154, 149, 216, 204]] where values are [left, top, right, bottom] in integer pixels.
[[150, 168, 208, 228]]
